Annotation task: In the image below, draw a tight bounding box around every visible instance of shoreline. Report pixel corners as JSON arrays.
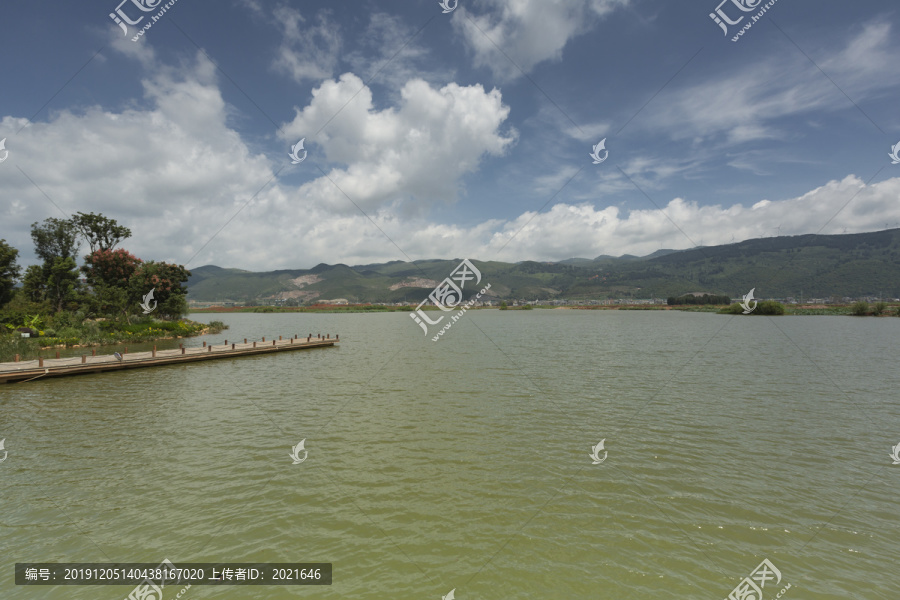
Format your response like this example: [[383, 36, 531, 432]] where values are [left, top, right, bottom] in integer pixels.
[[187, 304, 898, 316]]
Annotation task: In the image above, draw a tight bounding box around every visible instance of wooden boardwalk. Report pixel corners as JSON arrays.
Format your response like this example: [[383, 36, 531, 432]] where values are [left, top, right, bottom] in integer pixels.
[[0, 334, 338, 384]]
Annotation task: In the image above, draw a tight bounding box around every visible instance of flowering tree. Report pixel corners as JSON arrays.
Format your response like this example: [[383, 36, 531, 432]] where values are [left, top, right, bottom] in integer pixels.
[[83, 248, 143, 288], [129, 261, 191, 320]]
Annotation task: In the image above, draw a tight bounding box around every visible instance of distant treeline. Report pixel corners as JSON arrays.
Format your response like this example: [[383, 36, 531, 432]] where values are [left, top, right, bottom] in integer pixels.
[[667, 294, 731, 306]]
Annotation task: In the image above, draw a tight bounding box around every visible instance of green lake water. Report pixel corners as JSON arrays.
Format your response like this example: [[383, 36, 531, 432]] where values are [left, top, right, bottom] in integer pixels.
[[1, 310, 898, 599]]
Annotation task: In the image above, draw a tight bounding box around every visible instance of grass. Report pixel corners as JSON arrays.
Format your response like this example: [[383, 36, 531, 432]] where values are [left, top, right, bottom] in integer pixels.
[[0, 318, 228, 362]]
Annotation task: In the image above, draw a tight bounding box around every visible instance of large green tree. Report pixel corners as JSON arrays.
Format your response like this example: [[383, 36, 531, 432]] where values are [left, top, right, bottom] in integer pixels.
[[0, 239, 21, 307], [30, 218, 82, 312], [129, 261, 191, 320], [31, 217, 80, 263], [72, 212, 131, 253]]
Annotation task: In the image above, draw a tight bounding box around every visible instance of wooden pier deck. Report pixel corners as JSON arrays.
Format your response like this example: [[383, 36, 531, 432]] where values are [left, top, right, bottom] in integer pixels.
[[0, 334, 338, 384]]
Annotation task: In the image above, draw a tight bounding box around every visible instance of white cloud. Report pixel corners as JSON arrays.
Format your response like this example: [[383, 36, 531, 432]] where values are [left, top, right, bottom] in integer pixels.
[[644, 22, 900, 144], [454, 0, 630, 80], [280, 73, 517, 215], [4, 34, 898, 274], [272, 7, 342, 83]]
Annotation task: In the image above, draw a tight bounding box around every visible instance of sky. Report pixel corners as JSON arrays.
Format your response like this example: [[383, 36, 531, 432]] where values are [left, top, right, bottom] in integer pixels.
[[1, 0, 899, 271]]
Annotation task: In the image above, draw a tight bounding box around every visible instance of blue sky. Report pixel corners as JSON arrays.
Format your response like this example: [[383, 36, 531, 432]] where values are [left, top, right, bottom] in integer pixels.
[[1, 0, 899, 271]]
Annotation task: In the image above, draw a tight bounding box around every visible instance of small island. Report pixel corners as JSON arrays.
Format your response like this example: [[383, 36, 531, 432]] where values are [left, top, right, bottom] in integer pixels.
[[0, 213, 225, 363]]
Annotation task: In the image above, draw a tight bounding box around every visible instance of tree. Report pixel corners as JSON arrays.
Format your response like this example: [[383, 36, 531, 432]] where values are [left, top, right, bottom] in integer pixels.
[[82, 248, 143, 288], [72, 212, 131, 253], [30, 218, 82, 312], [22, 265, 47, 303], [45, 256, 80, 313], [31, 218, 80, 263], [129, 261, 191, 320], [0, 239, 21, 307]]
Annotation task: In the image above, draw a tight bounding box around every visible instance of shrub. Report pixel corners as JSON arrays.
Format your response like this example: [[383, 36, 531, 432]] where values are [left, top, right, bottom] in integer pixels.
[[873, 301, 887, 316], [499, 301, 508, 310], [718, 303, 745, 314], [851, 301, 869, 316], [718, 301, 784, 315], [755, 300, 785, 315]]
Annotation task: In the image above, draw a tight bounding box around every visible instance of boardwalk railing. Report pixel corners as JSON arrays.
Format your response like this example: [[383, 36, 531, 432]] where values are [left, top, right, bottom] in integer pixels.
[[0, 334, 339, 384]]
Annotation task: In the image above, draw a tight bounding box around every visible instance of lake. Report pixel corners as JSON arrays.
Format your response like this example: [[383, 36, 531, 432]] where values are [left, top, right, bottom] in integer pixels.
[[1, 309, 898, 599]]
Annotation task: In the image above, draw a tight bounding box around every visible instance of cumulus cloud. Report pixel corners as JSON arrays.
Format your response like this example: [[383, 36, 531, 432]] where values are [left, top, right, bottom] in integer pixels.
[[3, 35, 898, 274], [280, 73, 517, 215], [454, 0, 630, 80], [0, 52, 274, 266]]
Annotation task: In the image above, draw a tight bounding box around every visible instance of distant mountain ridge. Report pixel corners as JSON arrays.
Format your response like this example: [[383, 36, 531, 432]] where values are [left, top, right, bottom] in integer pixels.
[[186, 229, 900, 303]]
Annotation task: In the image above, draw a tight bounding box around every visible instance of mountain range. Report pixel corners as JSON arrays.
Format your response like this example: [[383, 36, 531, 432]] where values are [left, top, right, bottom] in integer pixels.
[[186, 229, 900, 303]]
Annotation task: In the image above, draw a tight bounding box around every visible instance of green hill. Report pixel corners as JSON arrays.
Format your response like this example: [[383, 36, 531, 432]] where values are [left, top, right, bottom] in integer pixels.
[[186, 229, 900, 303]]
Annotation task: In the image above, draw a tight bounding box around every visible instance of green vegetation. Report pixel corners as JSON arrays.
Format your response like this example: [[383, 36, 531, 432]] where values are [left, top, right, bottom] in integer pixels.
[[719, 300, 786, 315], [851, 301, 869, 316], [667, 293, 730, 306], [499, 301, 508, 310], [190, 304, 413, 314], [0, 213, 213, 362], [873, 301, 888, 316]]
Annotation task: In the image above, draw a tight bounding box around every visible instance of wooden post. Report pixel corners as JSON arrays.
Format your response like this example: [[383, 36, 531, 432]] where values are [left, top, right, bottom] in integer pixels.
[[181, 347, 185, 355], [92, 349, 96, 357], [152, 346, 157, 358], [279, 335, 282, 341], [272, 340, 276, 346], [124, 347, 128, 354], [326, 334, 329, 339], [290, 338, 293, 344], [307, 335, 311, 342], [253, 342, 256, 348], [203, 341, 206, 347], [336, 334, 339, 341], [82, 355, 86, 364], [262, 337, 265, 342], [244, 338, 247, 344], [231, 343, 235, 350], [15, 354, 19, 362], [208, 345, 212, 352], [224, 340, 227, 346], [39, 357, 43, 367]]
